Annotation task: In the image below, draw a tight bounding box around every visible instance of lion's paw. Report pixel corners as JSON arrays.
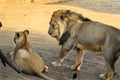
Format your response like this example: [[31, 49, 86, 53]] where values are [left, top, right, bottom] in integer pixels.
[[51, 61, 61, 67], [71, 65, 80, 71], [99, 74, 106, 80]]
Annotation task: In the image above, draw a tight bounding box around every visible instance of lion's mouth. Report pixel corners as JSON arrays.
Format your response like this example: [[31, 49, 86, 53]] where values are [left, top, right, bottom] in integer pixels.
[[54, 35, 58, 38]]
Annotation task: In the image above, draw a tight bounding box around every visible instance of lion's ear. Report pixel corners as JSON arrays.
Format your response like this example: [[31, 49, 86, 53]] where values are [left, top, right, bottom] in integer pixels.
[[66, 10, 70, 14], [60, 10, 71, 20], [15, 32, 20, 38], [59, 31, 70, 45]]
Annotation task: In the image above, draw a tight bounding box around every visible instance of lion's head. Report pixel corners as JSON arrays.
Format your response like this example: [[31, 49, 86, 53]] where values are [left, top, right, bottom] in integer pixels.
[[48, 10, 71, 41]]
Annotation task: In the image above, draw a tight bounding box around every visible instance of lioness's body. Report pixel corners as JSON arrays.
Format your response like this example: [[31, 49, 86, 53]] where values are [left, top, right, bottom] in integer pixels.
[[11, 30, 54, 80], [15, 49, 45, 74], [48, 10, 120, 80]]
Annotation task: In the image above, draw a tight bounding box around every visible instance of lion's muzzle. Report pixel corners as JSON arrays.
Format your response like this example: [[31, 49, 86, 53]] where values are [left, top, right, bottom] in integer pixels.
[[48, 30, 52, 35]]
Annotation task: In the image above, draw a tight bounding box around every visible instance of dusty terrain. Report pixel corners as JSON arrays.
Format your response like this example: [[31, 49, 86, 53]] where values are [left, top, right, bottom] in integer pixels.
[[0, 0, 120, 80]]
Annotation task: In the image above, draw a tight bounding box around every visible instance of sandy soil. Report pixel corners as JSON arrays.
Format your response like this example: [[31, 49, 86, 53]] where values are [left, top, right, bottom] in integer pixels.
[[0, 0, 120, 80]]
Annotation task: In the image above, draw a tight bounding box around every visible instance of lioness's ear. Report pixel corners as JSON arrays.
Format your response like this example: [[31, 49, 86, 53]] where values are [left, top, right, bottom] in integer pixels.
[[24, 30, 29, 35], [15, 32, 20, 37], [59, 31, 70, 45]]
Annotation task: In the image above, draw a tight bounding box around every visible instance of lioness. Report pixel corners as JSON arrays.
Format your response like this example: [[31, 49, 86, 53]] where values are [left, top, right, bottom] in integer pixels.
[[48, 10, 120, 80], [0, 30, 54, 80]]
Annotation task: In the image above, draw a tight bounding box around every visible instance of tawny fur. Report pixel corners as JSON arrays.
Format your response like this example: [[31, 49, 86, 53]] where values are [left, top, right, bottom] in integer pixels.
[[13, 30, 54, 80]]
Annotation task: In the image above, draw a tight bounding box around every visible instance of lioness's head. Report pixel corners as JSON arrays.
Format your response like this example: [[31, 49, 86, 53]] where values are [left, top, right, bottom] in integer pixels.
[[48, 10, 71, 41], [14, 30, 29, 44]]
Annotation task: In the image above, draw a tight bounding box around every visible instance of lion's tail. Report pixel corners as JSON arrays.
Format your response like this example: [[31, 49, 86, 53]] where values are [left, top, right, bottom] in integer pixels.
[[69, 73, 77, 80], [38, 72, 55, 80], [72, 73, 77, 79]]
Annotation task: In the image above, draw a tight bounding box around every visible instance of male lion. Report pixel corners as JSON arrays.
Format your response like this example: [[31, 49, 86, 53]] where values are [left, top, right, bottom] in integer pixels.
[[48, 10, 120, 80], [0, 30, 54, 80]]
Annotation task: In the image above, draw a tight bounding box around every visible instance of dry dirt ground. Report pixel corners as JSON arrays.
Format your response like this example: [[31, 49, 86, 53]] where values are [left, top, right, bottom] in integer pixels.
[[0, 0, 120, 80]]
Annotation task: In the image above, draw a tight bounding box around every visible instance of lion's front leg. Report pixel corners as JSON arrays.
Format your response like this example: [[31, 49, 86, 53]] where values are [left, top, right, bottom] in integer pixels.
[[99, 41, 118, 80], [71, 48, 84, 71], [52, 47, 69, 66], [52, 37, 76, 67]]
